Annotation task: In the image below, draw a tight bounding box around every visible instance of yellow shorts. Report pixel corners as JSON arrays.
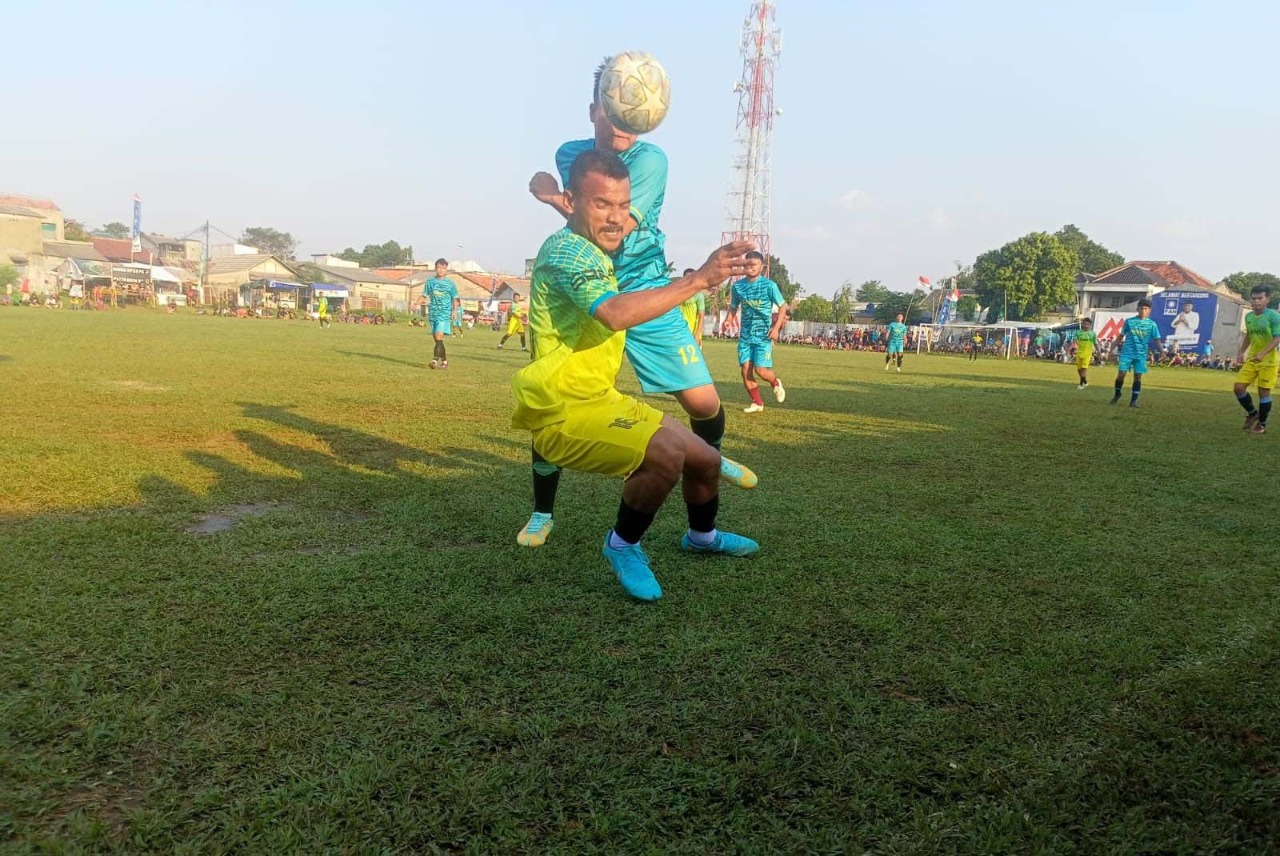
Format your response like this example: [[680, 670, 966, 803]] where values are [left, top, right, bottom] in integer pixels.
[[532, 394, 664, 478], [1237, 359, 1279, 390], [506, 315, 525, 335], [1075, 354, 1091, 368]]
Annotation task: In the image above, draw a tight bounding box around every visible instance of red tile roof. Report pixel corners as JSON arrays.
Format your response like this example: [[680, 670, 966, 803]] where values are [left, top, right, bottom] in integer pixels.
[[92, 237, 155, 264], [0, 193, 59, 212], [454, 271, 531, 294], [372, 267, 414, 281], [1091, 260, 1216, 290]]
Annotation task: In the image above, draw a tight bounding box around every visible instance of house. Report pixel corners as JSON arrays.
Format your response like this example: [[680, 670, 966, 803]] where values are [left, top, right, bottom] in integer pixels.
[[205, 254, 301, 305], [141, 233, 202, 266], [1, 195, 65, 278], [93, 237, 155, 265], [36, 241, 111, 295], [309, 264, 413, 311], [1076, 260, 1216, 316]]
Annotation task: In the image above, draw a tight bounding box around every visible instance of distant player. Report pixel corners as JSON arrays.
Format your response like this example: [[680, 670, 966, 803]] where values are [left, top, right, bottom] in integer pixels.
[[680, 267, 706, 344], [1234, 285, 1280, 435], [885, 313, 908, 372], [498, 293, 528, 350], [417, 257, 460, 369], [317, 294, 330, 328], [730, 251, 789, 413], [452, 301, 466, 337], [517, 57, 755, 549], [1110, 298, 1161, 407], [512, 150, 758, 601], [969, 331, 982, 361], [1074, 317, 1097, 388]]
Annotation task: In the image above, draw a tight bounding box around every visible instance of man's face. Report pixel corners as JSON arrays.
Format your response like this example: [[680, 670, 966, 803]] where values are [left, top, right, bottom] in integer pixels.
[[896, 314, 903, 323], [1251, 292, 1269, 313], [1182, 303, 1193, 313], [565, 170, 630, 255], [1138, 305, 1150, 319], [745, 256, 763, 279], [435, 262, 448, 278], [589, 102, 637, 153]]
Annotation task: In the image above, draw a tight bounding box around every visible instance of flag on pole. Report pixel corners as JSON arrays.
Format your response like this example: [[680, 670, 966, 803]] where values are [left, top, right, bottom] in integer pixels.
[[131, 194, 142, 254], [918, 275, 931, 290]]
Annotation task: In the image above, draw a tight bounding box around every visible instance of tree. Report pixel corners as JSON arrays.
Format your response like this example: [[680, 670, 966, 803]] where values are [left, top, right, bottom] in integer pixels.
[[64, 219, 91, 242], [1054, 224, 1123, 276], [1221, 272, 1280, 307], [337, 240, 413, 268], [956, 295, 979, 321], [830, 282, 858, 323], [972, 232, 1077, 321], [240, 226, 298, 259], [768, 254, 802, 303], [872, 289, 926, 323], [99, 222, 130, 239], [790, 293, 833, 322], [854, 280, 892, 304], [0, 264, 18, 291]]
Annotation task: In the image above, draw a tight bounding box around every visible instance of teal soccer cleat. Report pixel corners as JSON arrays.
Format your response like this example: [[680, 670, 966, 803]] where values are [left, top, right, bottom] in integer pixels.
[[602, 535, 663, 601], [679, 530, 760, 557]]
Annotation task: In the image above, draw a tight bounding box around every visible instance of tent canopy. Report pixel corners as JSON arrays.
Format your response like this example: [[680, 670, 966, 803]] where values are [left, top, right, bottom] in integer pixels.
[[311, 283, 349, 297]]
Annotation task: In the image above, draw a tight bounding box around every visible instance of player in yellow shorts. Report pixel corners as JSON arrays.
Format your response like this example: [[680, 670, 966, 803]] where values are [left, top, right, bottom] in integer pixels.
[[1233, 285, 1280, 435], [679, 267, 705, 343], [498, 293, 527, 350], [512, 149, 760, 601], [1073, 317, 1096, 388]]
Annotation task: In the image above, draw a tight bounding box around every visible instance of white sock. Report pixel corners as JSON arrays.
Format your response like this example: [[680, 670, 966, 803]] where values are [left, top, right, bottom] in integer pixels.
[[608, 530, 637, 550], [686, 528, 717, 546]]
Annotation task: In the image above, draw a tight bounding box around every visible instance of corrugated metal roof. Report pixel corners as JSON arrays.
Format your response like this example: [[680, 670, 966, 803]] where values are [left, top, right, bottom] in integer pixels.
[[312, 264, 403, 285], [207, 254, 294, 275], [41, 241, 108, 261]]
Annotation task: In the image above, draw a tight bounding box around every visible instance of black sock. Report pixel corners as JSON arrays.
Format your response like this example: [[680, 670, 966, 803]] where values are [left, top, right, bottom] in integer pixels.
[[689, 406, 725, 451], [897, 354, 903, 367], [614, 500, 656, 545], [499, 335, 509, 345], [686, 495, 719, 533], [1131, 379, 1142, 402], [438, 341, 447, 361], [520, 334, 527, 348], [1238, 392, 1256, 414], [532, 448, 561, 514], [434, 340, 445, 360], [1261, 398, 1273, 425], [1114, 378, 1124, 396], [885, 354, 890, 364]]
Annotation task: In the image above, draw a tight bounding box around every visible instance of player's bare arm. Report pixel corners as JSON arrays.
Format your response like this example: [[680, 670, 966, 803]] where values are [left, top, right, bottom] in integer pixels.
[[768, 304, 790, 341], [594, 241, 753, 332]]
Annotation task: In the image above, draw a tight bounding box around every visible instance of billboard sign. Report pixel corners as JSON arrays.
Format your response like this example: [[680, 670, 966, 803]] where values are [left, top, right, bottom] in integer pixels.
[[1153, 290, 1217, 351]]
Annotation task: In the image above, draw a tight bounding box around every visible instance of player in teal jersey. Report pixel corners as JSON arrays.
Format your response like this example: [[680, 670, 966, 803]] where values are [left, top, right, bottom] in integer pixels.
[[885, 314, 908, 372], [417, 257, 460, 369], [518, 57, 755, 549], [452, 302, 465, 337], [1233, 285, 1280, 434], [1110, 298, 1162, 407], [729, 251, 790, 412]]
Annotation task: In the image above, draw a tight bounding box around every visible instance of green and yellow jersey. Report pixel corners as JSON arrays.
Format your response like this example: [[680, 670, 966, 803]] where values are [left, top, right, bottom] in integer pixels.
[[1076, 329, 1097, 360], [1244, 308, 1280, 364]]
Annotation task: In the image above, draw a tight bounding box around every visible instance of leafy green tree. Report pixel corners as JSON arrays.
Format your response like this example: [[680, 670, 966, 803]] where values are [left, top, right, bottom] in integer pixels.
[[64, 219, 91, 242], [338, 240, 413, 268], [872, 289, 926, 323], [240, 226, 298, 259], [0, 264, 19, 291], [99, 222, 130, 239], [1222, 272, 1280, 307], [973, 232, 1077, 321], [830, 282, 857, 323], [790, 293, 833, 322], [1054, 224, 1123, 276], [956, 295, 979, 321], [855, 279, 892, 303], [768, 254, 802, 303]]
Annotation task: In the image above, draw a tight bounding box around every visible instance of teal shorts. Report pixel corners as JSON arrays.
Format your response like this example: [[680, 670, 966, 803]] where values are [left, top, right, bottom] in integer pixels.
[[431, 319, 451, 336], [1118, 353, 1147, 374], [622, 303, 713, 394], [887, 342, 904, 355], [738, 337, 774, 368]]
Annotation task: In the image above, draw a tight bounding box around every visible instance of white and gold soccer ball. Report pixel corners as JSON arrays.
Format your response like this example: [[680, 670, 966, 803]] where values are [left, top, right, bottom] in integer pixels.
[[597, 51, 670, 135]]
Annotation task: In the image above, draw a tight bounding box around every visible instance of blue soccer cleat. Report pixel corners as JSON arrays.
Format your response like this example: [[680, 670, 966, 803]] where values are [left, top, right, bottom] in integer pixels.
[[601, 535, 663, 601], [679, 530, 760, 557]]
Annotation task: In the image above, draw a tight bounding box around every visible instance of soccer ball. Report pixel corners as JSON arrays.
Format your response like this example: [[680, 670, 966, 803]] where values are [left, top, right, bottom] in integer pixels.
[[597, 51, 670, 135]]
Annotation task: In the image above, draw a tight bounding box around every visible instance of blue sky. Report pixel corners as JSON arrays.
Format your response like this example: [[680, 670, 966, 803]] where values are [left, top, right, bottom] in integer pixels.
[[4, 0, 1277, 296]]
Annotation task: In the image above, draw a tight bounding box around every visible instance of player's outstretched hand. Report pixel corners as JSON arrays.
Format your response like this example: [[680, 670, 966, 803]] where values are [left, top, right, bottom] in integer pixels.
[[529, 172, 561, 201], [698, 240, 755, 289]]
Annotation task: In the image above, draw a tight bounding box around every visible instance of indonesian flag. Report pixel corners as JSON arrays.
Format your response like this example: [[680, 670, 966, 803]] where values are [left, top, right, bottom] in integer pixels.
[[950, 283, 961, 302], [918, 275, 931, 289]]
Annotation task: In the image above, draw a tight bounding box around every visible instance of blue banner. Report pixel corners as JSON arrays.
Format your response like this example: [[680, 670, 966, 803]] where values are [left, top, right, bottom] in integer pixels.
[[1152, 290, 1217, 352], [131, 195, 142, 253]]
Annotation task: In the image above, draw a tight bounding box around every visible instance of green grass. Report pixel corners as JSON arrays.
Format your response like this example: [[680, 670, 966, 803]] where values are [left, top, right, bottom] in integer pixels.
[[2, 308, 1278, 853]]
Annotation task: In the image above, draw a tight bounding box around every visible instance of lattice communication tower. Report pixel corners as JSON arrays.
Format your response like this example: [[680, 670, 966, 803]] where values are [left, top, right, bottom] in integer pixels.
[[722, 1, 782, 268]]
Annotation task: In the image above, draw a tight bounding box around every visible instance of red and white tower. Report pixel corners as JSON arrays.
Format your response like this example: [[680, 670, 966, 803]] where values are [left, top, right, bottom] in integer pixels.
[[722, 0, 782, 266]]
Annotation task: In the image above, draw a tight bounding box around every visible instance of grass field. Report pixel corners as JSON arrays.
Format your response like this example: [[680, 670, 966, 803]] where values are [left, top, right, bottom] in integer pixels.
[[3, 308, 1278, 853]]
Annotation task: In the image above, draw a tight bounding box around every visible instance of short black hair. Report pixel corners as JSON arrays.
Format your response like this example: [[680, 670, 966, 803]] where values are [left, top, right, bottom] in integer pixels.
[[683, 268, 695, 276], [1138, 298, 1152, 309], [434, 257, 448, 267], [568, 149, 629, 194], [745, 250, 764, 262], [1251, 284, 1272, 297], [1081, 317, 1093, 326], [593, 56, 612, 103]]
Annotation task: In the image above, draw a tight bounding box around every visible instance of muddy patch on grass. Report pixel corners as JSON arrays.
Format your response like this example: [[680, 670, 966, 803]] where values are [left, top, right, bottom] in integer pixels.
[[185, 502, 293, 535]]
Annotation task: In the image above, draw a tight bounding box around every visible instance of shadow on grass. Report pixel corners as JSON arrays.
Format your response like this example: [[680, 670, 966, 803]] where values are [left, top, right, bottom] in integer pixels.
[[335, 350, 426, 370]]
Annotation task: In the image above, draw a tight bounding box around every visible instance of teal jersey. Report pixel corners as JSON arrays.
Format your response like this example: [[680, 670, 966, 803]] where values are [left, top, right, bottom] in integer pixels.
[[730, 276, 786, 341], [423, 276, 458, 322], [887, 321, 908, 346], [1244, 308, 1280, 362], [556, 138, 668, 291], [1119, 316, 1161, 358]]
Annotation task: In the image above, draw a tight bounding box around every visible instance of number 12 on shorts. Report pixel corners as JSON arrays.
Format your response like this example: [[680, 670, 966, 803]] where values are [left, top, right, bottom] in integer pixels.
[[678, 345, 700, 366]]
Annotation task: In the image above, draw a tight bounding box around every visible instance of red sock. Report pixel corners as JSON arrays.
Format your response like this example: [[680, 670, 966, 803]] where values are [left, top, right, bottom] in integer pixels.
[[749, 387, 763, 406]]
